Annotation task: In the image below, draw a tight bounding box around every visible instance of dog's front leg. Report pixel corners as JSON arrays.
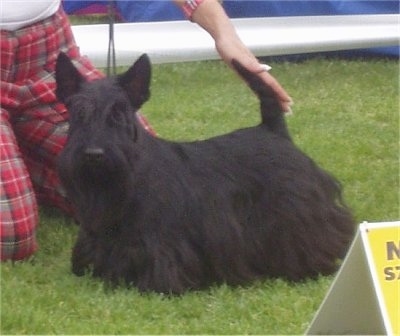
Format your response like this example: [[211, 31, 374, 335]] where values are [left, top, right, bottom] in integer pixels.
[[71, 229, 95, 276]]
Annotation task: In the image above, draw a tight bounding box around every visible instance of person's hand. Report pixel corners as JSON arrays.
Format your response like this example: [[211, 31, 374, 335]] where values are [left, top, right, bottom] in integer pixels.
[[178, 0, 293, 113], [215, 34, 293, 114]]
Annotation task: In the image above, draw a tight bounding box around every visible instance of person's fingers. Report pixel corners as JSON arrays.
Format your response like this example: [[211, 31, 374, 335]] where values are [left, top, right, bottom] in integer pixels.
[[257, 70, 293, 113], [215, 38, 293, 113]]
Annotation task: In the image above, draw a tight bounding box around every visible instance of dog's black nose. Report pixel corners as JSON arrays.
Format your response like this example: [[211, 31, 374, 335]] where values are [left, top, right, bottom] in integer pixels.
[[84, 147, 105, 162]]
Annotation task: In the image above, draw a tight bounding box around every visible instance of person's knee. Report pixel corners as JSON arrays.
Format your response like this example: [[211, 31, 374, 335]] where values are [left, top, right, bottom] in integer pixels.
[[1, 229, 38, 261], [1, 109, 39, 261]]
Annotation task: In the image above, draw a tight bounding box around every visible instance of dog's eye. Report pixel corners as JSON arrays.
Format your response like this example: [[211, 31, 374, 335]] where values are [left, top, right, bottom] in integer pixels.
[[108, 102, 128, 126], [69, 99, 93, 124], [76, 107, 89, 123], [112, 111, 124, 124]]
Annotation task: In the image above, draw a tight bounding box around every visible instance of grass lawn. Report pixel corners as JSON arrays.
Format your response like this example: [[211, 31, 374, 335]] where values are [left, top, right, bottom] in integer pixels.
[[1, 55, 398, 334]]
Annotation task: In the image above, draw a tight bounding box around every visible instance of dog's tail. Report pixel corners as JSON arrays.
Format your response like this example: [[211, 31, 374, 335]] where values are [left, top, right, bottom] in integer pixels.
[[231, 59, 290, 139]]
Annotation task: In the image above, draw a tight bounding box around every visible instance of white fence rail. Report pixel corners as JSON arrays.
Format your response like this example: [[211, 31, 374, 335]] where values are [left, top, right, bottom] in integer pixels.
[[71, 14, 400, 66]]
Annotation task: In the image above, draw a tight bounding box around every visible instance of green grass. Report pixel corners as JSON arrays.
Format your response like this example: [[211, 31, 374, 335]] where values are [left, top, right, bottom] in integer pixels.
[[1, 57, 399, 335]]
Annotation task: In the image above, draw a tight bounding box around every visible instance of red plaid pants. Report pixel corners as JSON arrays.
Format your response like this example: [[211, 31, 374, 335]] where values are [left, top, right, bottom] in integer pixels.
[[1, 7, 154, 261]]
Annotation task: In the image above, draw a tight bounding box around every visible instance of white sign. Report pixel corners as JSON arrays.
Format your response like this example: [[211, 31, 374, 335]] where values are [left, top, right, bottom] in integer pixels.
[[306, 221, 400, 335]]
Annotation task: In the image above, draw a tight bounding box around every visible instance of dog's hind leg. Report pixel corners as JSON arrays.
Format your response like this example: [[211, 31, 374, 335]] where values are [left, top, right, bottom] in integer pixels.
[[231, 59, 291, 140]]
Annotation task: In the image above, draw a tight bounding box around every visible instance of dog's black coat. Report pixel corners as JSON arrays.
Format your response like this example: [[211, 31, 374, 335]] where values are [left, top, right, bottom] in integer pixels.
[[56, 53, 355, 294]]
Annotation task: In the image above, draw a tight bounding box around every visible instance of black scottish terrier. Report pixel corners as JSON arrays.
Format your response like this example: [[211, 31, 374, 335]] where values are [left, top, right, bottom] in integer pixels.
[[55, 53, 354, 294]]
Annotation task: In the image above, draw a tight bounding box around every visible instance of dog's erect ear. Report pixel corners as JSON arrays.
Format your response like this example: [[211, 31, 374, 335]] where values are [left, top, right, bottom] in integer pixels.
[[118, 54, 151, 109], [55, 52, 84, 103]]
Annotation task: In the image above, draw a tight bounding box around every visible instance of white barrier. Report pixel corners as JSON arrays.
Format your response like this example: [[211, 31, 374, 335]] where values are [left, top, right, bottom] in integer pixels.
[[71, 14, 400, 67]]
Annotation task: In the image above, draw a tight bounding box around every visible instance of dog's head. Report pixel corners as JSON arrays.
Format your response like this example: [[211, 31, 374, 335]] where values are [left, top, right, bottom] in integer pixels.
[[55, 53, 152, 192]]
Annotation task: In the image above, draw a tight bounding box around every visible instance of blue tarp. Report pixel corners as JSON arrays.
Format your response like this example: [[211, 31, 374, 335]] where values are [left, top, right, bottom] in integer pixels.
[[63, 1, 399, 22]]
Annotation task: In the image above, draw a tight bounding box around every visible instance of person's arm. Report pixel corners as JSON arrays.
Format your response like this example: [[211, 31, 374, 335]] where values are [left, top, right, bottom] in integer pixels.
[[173, 0, 292, 113]]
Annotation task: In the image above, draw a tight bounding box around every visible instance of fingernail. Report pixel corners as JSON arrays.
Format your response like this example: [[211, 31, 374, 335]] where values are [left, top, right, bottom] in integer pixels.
[[259, 63, 272, 72], [284, 106, 293, 115]]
